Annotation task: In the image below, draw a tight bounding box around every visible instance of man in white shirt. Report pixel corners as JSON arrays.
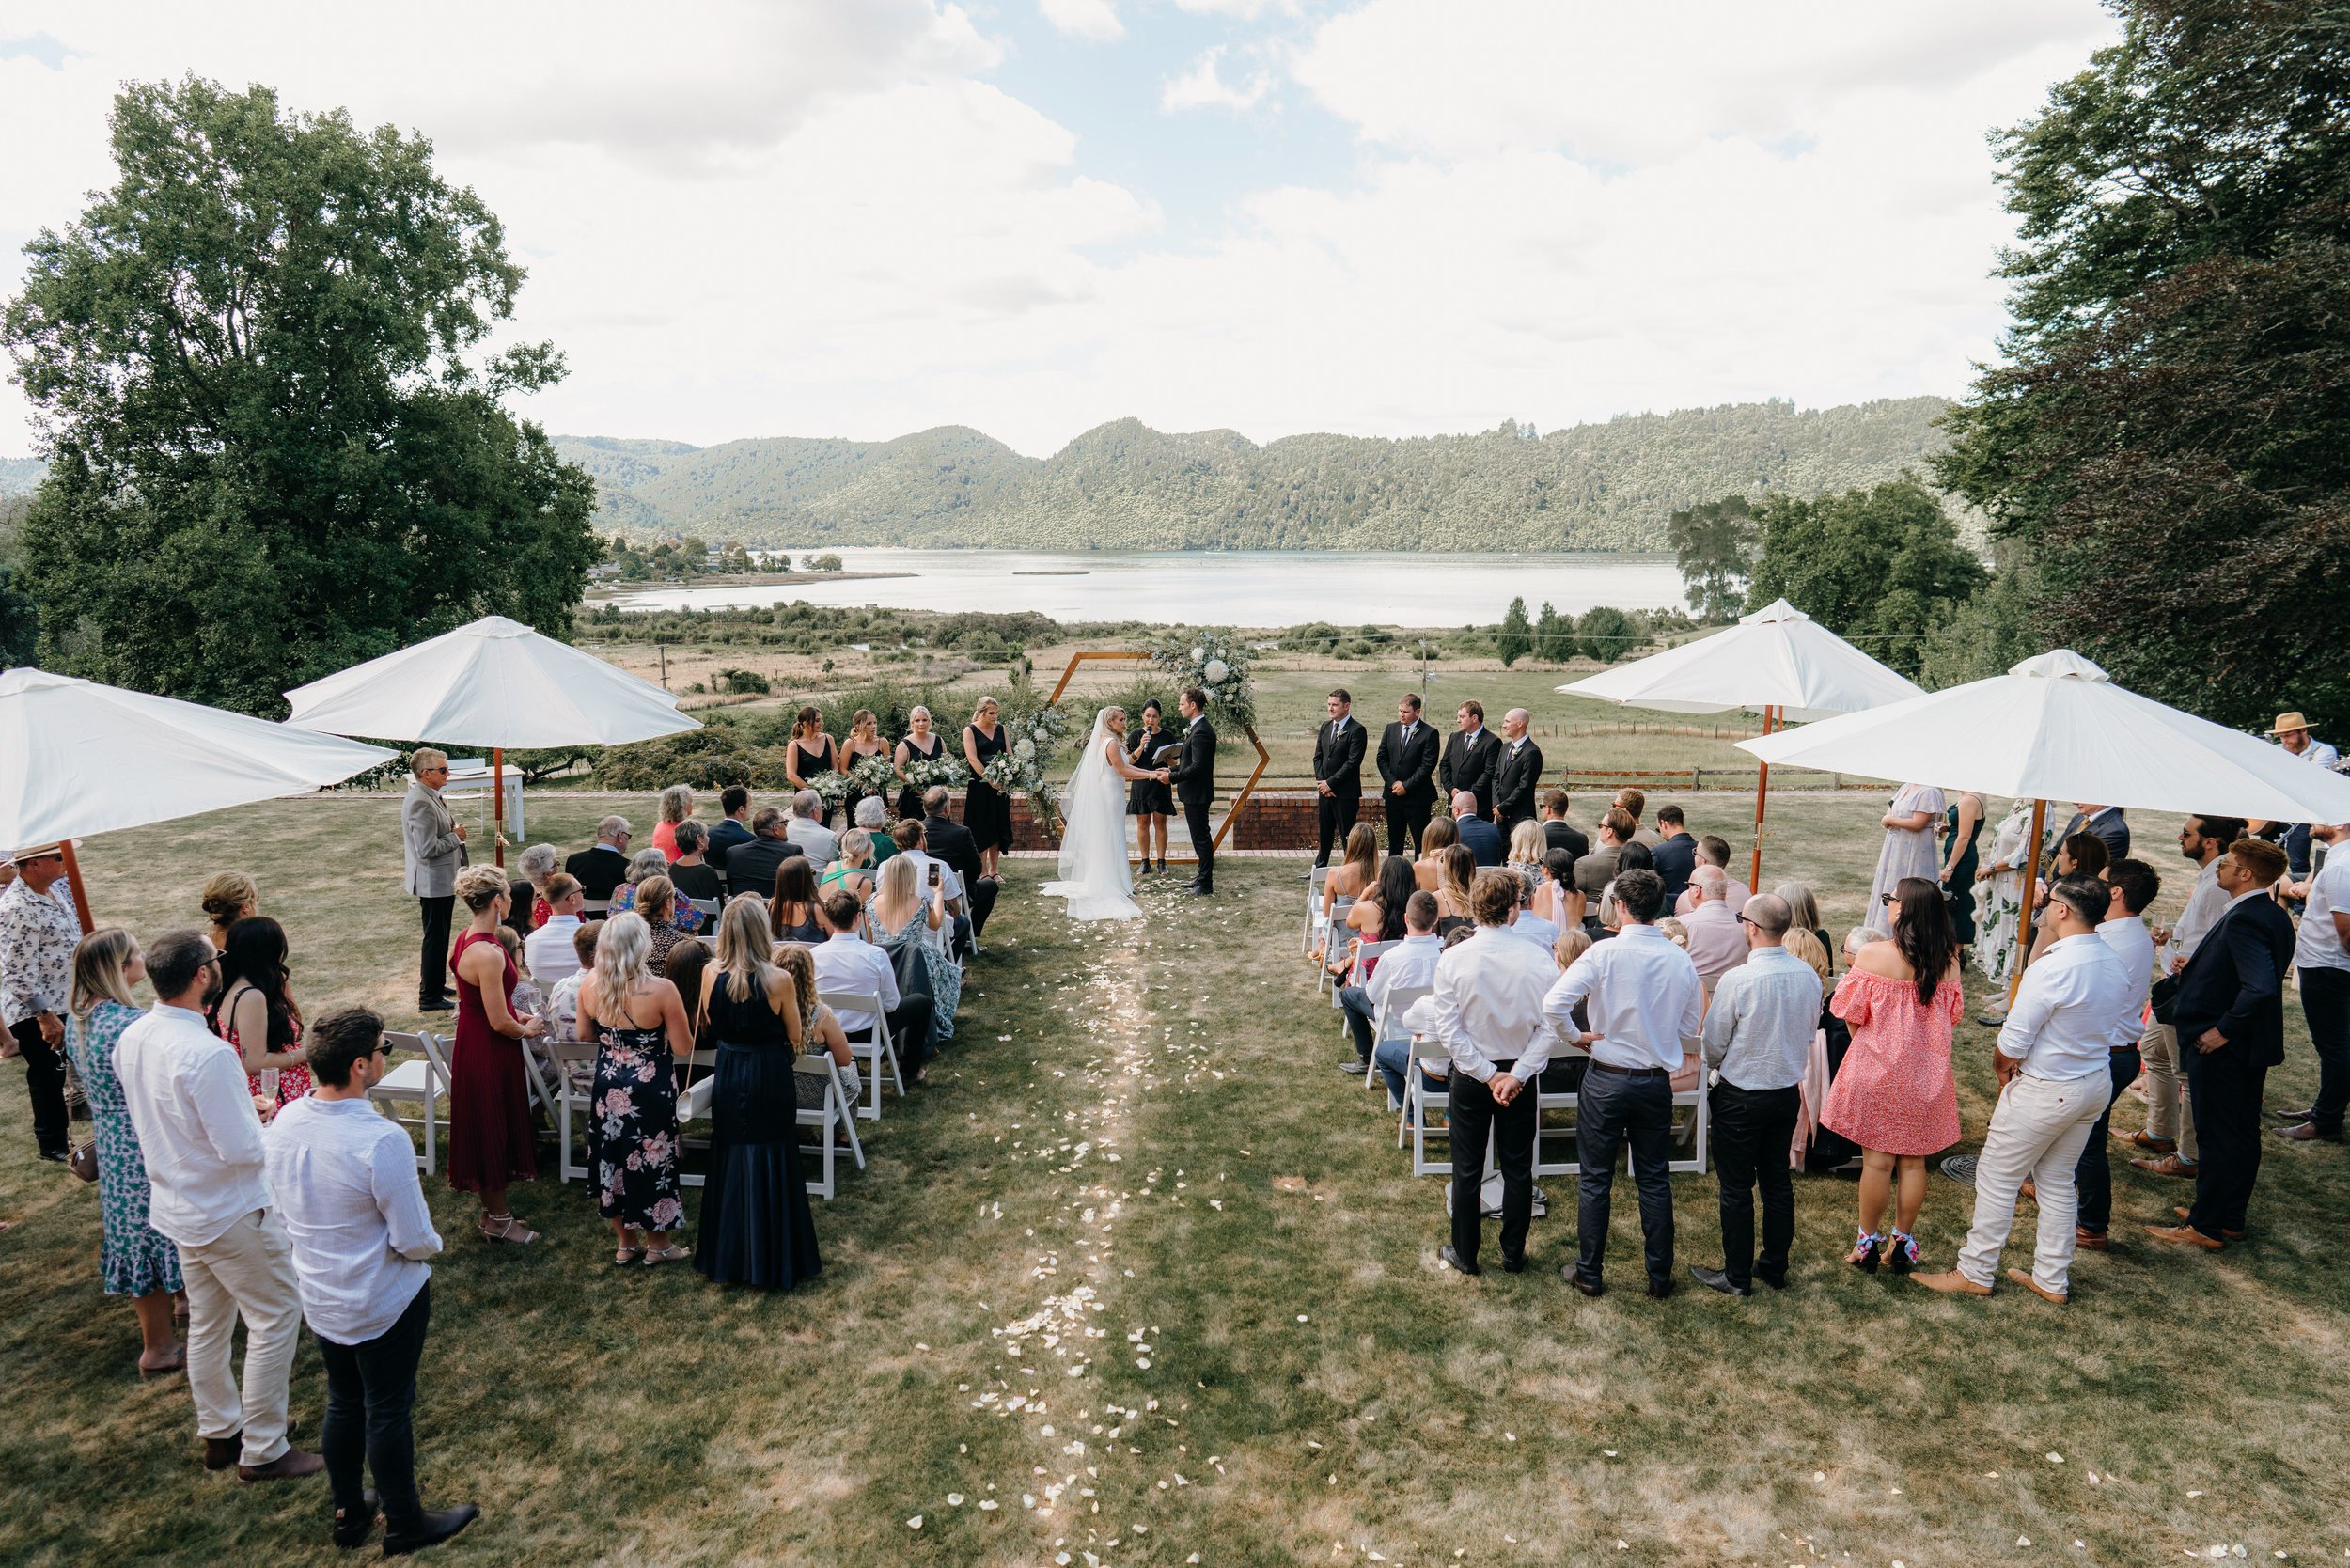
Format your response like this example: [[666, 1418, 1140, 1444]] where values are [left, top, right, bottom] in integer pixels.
[[1690, 895, 1820, 1297], [786, 790, 840, 867], [264, 1009, 477, 1555], [811, 887, 932, 1074], [1920, 877, 2137, 1303], [523, 873, 587, 989], [115, 930, 321, 1481], [2278, 822, 2350, 1144], [1543, 868, 1702, 1297], [1432, 871, 1563, 1276], [1356, 892, 1444, 1101], [2073, 859, 2162, 1248], [2257, 711, 2340, 883], [2132, 813, 2245, 1178], [1679, 866, 1748, 991]]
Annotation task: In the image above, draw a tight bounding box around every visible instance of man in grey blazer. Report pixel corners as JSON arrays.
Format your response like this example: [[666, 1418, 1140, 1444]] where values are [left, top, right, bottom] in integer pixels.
[[402, 749, 467, 1012]]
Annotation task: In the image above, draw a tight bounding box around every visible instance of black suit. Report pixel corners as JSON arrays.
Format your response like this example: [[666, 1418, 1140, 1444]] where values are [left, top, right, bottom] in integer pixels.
[[707, 818, 756, 887], [1172, 715, 1219, 891], [1440, 727, 1501, 820], [1542, 818, 1590, 863], [718, 835, 804, 906], [564, 844, 631, 902], [922, 813, 998, 941], [1492, 736, 1544, 834], [2174, 893, 2295, 1240], [1310, 714, 1369, 865], [1375, 720, 1440, 855]]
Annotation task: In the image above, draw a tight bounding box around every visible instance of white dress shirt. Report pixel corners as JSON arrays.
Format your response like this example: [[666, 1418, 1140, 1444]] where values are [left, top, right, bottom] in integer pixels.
[[115, 1001, 273, 1247], [812, 931, 899, 1036], [1543, 922, 1703, 1073], [1998, 932, 2136, 1080], [2164, 859, 2229, 970], [1701, 945, 1823, 1090], [2295, 855, 2350, 972], [1367, 933, 1442, 1014], [2096, 914, 2158, 1025], [1510, 910, 1560, 951], [1432, 924, 1563, 1083], [525, 913, 585, 989], [264, 1094, 442, 1342]]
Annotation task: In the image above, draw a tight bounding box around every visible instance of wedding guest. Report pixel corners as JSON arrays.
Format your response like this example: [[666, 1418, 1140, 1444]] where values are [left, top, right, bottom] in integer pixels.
[[694, 899, 822, 1291], [1434, 870, 1560, 1275], [1371, 893, 1449, 1110], [814, 886, 932, 1079], [1613, 787, 1661, 847], [575, 913, 691, 1266], [787, 790, 841, 867], [1, 843, 80, 1159], [1506, 822, 1546, 878], [2023, 830, 2111, 971], [1867, 782, 1946, 915], [1310, 689, 1368, 874], [1650, 806, 1697, 905], [1784, 926, 1857, 1172], [963, 697, 1012, 877], [769, 856, 824, 944], [1569, 809, 1636, 931], [1939, 790, 1987, 949], [668, 820, 725, 908], [841, 709, 890, 825], [1434, 844, 1478, 934], [1509, 868, 1559, 951], [2074, 858, 2161, 1249], [446, 867, 545, 1247], [263, 1007, 477, 1555], [650, 785, 696, 862], [524, 874, 587, 989], [1689, 894, 1819, 1296], [1681, 867, 1748, 991], [725, 808, 803, 906], [1822, 879, 1962, 1275], [1540, 791, 1589, 862], [2147, 839, 2295, 1250], [1675, 837, 1750, 917], [1493, 709, 1543, 836], [1919, 877, 2135, 1303], [895, 706, 947, 825], [66, 928, 184, 1375], [634, 875, 690, 976], [2253, 712, 2337, 880], [869, 854, 961, 1047], [613, 850, 704, 937], [542, 921, 600, 1047], [784, 705, 838, 795], [512, 843, 558, 933], [1376, 693, 1440, 856], [922, 787, 1000, 943], [820, 830, 876, 904], [1535, 849, 1579, 932], [1453, 791, 1505, 867], [1412, 815, 1459, 892], [208, 916, 312, 1111], [200, 870, 259, 950], [1318, 823, 1382, 961], [2278, 822, 2350, 1146], [564, 816, 634, 902], [775, 941, 860, 1116], [707, 786, 756, 878], [1775, 881, 1828, 958], [116, 929, 320, 1480], [1439, 701, 1500, 821], [2060, 801, 2133, 865], [1130, 699, 1176, 873], [401, 751, 467, 1014], [854, 798, 898, 869], [664, 936, 713, 1049], [1973, 798, 2037, 994], [1544, 869, 1700, 1297], [1342, 865, 1429, 1074]]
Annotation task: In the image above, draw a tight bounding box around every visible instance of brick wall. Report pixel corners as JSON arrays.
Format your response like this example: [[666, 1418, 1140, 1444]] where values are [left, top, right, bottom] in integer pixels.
[[1230, 791, 1386, 851], [930, 792, 1061, 851]]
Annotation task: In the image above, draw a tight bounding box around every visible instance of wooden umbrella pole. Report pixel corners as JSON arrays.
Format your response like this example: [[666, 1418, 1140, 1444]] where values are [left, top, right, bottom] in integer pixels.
[[1748, 704, 1775, 893], [56, 838, 95, 937], [2003, 797, 2047, 1011], [493, 745, 507, 870]]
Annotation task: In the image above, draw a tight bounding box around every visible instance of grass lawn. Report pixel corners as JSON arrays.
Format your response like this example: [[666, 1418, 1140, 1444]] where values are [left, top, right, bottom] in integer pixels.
[[4, 790, 2347, 1565]]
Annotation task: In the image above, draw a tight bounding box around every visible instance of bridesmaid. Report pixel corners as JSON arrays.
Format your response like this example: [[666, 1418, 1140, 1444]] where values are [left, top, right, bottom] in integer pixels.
[[783, 706, 837, 796], [894, 705, 946, 823], [963, 696, 1012, 878], [1127, 699, 1174, 872], [840, 709, 889, 824], [1938, 789, 1986, 950]]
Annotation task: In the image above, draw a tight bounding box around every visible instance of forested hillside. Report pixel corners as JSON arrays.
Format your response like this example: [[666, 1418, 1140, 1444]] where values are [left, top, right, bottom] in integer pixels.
[[547, 397, 1953, 551]]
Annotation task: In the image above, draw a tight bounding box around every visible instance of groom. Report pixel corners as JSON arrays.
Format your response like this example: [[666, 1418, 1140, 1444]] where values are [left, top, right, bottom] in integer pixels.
[[1172, 686, 1218, 897]]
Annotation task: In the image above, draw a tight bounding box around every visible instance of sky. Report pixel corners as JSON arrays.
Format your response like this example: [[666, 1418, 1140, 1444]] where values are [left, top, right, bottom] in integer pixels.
[[0, 1, 2123, 460]]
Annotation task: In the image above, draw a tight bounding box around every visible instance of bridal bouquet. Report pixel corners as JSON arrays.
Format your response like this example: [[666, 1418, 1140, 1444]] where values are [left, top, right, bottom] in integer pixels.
[[1152, 629, 1257, 729], [901, 754, 969, 793], [981, 701, 1072, 836], [805, 769, 853, 814], [846, 752, 897, 802]]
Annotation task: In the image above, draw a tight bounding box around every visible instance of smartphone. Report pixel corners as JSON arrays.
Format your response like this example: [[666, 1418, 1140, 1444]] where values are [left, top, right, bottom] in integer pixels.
[[928, 863, 943, 887]]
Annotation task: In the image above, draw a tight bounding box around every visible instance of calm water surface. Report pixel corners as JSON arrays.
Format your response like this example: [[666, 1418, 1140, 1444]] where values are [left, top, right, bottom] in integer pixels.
[[613, 548, 1684, 627]]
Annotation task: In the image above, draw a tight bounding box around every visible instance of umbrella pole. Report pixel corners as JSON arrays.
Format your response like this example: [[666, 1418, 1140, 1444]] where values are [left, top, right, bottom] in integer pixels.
[[1749, 704, 1775, 892], [56, 839, 95, 937], [2004, 797, 2047, 1011], [493, 746, 507, 870]]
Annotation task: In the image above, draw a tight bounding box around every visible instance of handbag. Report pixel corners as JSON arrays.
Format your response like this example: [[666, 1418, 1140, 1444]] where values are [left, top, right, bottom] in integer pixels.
[[68, 1137, 99, 1183]]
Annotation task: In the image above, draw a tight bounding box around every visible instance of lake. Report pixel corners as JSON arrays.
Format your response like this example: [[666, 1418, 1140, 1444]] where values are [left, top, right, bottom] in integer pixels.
[[610, 548, 1686, 627]]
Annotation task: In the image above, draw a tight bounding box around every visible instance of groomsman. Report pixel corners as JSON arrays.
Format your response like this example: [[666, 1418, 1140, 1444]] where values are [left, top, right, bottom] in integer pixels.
[[1377, 694, 1441, 856], [1309, 688, 1368, 874], [1440, 701, 1502, 821], [1492, 709, 1544, 835]]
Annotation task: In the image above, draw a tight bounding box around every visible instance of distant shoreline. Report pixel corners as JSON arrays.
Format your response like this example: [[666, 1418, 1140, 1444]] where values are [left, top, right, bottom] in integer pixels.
[[588, 569, 916, 602]]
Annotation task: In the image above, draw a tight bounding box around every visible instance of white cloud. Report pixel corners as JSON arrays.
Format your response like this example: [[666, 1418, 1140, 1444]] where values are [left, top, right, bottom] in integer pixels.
[[1036, 0, 1123, 42], [1170, 0, 1303, 16], [1162, 46, 1272, 113]]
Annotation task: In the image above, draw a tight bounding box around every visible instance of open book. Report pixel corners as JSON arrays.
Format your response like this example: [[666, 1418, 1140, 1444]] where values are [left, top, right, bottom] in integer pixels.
[[1152, 743, 1183, 764]]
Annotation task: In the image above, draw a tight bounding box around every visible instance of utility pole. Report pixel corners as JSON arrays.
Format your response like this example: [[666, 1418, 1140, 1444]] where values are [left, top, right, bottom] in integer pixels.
[[658, 644, 668, 691]]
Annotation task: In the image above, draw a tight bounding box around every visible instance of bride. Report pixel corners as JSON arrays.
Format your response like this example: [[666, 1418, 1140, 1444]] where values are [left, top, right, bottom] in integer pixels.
[[1043, 707, 1168, 922]]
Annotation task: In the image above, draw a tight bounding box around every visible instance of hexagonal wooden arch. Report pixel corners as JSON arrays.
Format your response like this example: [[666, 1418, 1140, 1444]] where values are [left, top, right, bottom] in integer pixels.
[[1045, 650, 1271, 864]]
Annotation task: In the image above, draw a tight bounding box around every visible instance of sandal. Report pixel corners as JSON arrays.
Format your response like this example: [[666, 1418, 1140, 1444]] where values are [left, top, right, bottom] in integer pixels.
[[1847, 1230, 1884, 1273], [613, 1247, 645, 1267], [640, 1244, 690, 1267], [478, 1214, 540, 1246], [1888, 1230, 1919, 1274]]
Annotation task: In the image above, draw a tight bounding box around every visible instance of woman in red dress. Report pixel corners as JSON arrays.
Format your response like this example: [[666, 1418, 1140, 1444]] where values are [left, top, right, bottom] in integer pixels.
[[206, 916, 311, 1110], [448, 867, 547, 1244], [1822, 876, 1963, 1275]]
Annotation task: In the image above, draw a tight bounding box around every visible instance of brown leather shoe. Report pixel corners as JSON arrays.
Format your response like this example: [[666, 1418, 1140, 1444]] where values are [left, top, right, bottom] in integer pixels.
[[1911, 1269, 1994, 1296], [203, 1433, 242, 1472], [237, 1449, 324, 1483], [2122, 1130, 2175, 1152], [2173, 1205, 2242, 1240], [2131, 1152, 2199, 1178], [2274, 1121, 2342, 1144], [2019, 1177, 2037, 1201], [2074, 1228, 2108, 1251], [2005, 1266, 2068, 1303], [2144, 1222, 2221, 1250]]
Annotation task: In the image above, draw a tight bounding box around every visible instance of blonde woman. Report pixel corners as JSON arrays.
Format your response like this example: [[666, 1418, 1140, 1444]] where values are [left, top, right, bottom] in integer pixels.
[[66, 928, 184, 1374], [841, 710, 889, 825], [1507, 820, 1546, 875], [199, 870, 258, 950], [895, 705, 945, 823], [1434, 843, 1478, 930], [963, 696, 1011, 875], [820, 828, 876, 904], [576, 912, 692, 1265], [651, 785, 696, 862], [868, 854, 959, 1043], [690, 900, 822, 1290], [448, 866, 546, 1245], [1315, 824, 1381, 959]]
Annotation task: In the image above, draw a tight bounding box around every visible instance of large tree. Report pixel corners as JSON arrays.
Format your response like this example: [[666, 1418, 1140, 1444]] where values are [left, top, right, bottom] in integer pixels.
[[2, 77, 598, 713], [1934, 0, 2350, 731], [1744, 478, 1985, 677], [1665, 494, 1756, 622]]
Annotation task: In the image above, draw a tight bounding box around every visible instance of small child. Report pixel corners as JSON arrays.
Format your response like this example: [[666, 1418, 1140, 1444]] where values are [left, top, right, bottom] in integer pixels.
[[1655, 917, 1690, 949]]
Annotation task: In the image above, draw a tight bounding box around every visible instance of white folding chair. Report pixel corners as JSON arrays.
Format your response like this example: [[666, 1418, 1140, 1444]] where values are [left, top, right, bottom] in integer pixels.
[[1366, 981, 1432, 1095], [1316, 897, 1356, 996], [1668, 1044, 1711, 1175], [1336, 938, 1399, 1032], [1402, 1039, 1452, 1177], [1532, 1043, 1591, 1178], [795, 1055, 867, 1199], [1300, 865, 1330, 954], [551, 1038, 599, 1183], [369, 1031, 452, 1174], [580, 897, 612, 918], [819, 991, 902, 1118], [686, 897, 722, 924]]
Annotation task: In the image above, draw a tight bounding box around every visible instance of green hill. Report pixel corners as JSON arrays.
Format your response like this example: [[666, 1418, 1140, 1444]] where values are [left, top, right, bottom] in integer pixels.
[[553, 397, 1955, 551]]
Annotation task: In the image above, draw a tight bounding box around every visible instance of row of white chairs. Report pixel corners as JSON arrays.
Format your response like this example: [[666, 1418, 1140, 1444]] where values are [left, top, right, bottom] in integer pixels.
[[1396, 1031, 1712, 1180]]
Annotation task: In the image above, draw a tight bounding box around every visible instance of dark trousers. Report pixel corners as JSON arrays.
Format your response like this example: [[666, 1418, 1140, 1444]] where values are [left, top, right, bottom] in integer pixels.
[[319, 1282, 431, 1531], [2185, 1044, 2268, 1239], [2286, 823, 2313, 878], [416, 896, 455, 1007], [1498, 808, 1531, 841], [8, 1015, 69, 1155], [1708, 1080, 1798, 1289], [1183, 796, 1214, 890], [1574, 1066, 1676, 1288], [2300, 965, 2350, 1135], [1340, 986, 1377, 1063], [1386, 796, 1431, 857], [2073, 1045, 2142, 1232], [1448, 1068, 1536, 1267], [965, 876, 999, 942], [881, 995, 935, 1067], [1315, 791, 1361, 865]]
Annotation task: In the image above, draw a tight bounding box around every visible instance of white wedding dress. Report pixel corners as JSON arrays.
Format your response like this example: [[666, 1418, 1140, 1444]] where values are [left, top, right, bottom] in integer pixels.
[[1042, 711, 1144, 922]]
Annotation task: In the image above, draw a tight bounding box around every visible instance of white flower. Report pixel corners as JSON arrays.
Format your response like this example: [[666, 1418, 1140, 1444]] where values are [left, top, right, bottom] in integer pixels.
[[1190, 646, 1205, 663], [1016, 739, 1035, 760], [1203, 658, 1229, 684]]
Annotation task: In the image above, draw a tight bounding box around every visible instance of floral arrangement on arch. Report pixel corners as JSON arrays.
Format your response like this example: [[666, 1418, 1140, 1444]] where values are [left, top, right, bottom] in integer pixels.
[[982, 699, 1073, 836], [1151, 629, 1256, 730]]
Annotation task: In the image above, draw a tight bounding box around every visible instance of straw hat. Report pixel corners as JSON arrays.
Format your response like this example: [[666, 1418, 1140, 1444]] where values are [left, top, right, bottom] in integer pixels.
[[2267, 711, 2313, 736], [9, 843, 64, 863]]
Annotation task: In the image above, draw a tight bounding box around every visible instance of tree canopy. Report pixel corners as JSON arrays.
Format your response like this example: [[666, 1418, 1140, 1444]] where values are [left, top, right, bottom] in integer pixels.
[[1666, 494, 1756, 622], [1, 77, 598, 713], [1744, 479, 1984, 677]]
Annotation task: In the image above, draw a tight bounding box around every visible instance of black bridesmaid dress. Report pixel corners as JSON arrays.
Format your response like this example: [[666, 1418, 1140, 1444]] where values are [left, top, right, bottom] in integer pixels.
[[897, 732, 943, 823], [1127, 726, 1174, 816], [693, 980, 822, 1292], [964, 723, 1012, 853]]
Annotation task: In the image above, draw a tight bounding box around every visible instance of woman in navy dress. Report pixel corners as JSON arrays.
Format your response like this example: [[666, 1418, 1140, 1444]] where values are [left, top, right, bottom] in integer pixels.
[[963, 696, 1012, 877], [694, 897, 822, 1291]]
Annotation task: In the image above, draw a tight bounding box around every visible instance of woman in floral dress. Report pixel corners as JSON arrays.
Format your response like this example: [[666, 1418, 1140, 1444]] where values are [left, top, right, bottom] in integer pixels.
[[575, 913, 693, 1266], [207, 915, 311, 1110], [1973, 798, 2034, 989], [1867, 782, 1946, 914], [66, 928, 185, 1374]]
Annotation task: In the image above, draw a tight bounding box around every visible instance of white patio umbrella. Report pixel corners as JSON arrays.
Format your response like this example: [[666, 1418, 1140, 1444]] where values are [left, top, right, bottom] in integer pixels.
[[1738, 649, 2350, 1002], [284, 614, 699, 866], [0, 666, 398, 933], [1557, 598, 1924, 887]]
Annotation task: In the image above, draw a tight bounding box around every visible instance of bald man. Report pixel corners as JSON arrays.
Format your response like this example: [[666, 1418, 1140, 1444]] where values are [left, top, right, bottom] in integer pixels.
[[1493, 708, 1544, 837]]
